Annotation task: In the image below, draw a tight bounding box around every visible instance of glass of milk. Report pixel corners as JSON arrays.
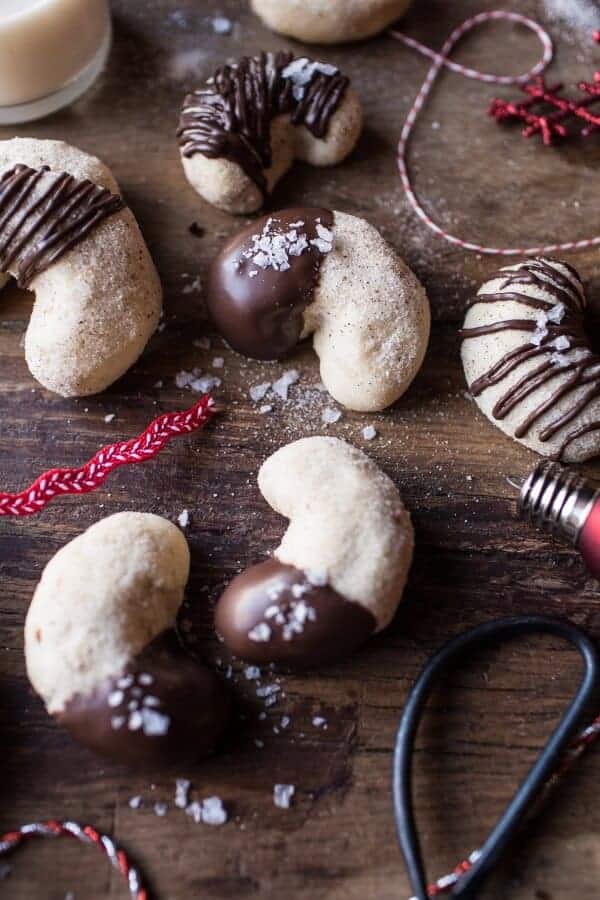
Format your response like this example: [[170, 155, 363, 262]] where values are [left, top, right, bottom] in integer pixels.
[[0, 0, 111, 124]]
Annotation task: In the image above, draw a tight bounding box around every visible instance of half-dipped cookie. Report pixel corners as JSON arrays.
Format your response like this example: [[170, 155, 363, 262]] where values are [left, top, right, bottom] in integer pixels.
[[207, 208, 430, 411], [25, 513, 230, 767], [177, 52, 362, 214], [215, 437, 414, 668]]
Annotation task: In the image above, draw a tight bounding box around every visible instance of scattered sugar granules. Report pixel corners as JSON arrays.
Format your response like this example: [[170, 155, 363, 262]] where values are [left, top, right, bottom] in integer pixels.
[[273, 784, 295, 809]]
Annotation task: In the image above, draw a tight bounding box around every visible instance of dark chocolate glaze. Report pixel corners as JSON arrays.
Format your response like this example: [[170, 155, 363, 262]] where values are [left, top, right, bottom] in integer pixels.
[[215, 558, 376, 669], [0, 165, 125, 289], [177, 52, 349, 194], [460, 258, 600, 460], [207, 207, 334, 360], [57, 630, 231, 768]]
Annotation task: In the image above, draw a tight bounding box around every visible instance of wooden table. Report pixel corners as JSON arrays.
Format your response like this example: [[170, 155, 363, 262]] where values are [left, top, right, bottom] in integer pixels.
[[1, 1, 599, 897]]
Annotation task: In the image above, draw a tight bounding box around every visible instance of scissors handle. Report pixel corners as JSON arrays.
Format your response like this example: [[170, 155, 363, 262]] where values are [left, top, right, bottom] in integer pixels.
[[393, 615, 600, 900]]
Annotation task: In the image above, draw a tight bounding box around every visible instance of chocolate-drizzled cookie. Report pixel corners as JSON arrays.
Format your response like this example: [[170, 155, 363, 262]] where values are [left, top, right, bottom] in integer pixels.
[[177, 53, 362, 214], [25, 513, 230, 768], [0, 138, 162, 398], [214, 437, 414, 669], [461, 258, 600, 462], [0, 164, 124, 288]]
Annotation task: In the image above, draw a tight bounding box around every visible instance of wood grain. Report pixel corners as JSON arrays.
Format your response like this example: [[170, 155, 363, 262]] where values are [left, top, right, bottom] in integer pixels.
[[1, 1, 599, 898]]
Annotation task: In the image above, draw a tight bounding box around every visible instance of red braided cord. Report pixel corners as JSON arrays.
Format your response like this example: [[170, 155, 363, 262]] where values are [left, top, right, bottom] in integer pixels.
[[0, 819, 148, 899], [390, 11, 600, 255], [416, 713, 600, 897], [0, 394, 216, 517]]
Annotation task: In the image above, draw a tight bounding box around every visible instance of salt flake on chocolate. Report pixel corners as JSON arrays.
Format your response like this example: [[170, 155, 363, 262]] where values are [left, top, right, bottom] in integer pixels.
[[248, 622, 272, 642], [141, 708, 171, 736], [281, 57, 338, 101]]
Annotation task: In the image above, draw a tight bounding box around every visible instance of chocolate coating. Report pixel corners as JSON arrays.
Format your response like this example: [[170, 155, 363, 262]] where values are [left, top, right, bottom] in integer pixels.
[[57, 630, 231, 768], [207, 208, 334, 360], [215, 559, 376, 668]]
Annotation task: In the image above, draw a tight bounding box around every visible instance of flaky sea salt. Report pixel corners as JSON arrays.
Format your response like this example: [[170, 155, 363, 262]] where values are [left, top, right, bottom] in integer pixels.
[[244, 666, 261, 680], [322, 407, 341, 425], [104, 413, 115, 423], [312, 716, 327, 728], [201, 796, 228, 825], [177, 509, 190, 528], [154, 802, 168, 817], [212, 357, 224, 368], [212, 15, 233, 34], [273, 784, 295, 809], [141, 708, 170, 736], [175, 779, 191, 809], [362, 425, 377, 440], [248, 623, 271, 642], [186, 801, 202, 823], [272, 369, 299, 400], [281, 57, 338, 101], [129, 795, 142, 809], [249, 382, 270, 402], [108, 690, 124, 708]]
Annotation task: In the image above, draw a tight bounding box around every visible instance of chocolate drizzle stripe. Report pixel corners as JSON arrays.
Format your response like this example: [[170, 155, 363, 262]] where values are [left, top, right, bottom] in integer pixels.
[[461, 258, 600, 460], [177, 52, 349, 195], [0, 165, 125, 289]]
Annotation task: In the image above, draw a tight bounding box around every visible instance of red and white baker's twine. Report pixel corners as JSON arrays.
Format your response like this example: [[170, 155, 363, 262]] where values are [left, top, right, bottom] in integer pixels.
[[390, 10, 600, 255], [0, 820, 147, 899], [0, 394, 216, 517], [2, 716, 599, 899]]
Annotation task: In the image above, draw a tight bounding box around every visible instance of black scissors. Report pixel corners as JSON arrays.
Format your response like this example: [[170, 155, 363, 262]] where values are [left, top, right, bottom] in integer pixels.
[[393, 615, 600, 900]]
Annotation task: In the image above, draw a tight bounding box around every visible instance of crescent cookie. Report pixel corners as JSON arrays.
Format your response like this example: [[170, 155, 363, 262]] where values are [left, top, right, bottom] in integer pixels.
[[461, 257, 600, 462], [250, 0, 413, 44], [215, 436, 414, 668], [177, 52, 362, 214], [25, 513, 231, 767], [207, 207, 430, 411], [0, 138, 162, 397]]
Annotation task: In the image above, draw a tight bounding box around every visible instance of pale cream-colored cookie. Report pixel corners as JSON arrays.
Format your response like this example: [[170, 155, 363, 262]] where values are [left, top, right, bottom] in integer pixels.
[[25, 513, 230, 766], [0, 138, 162, 397], [207, 208, 430, 412], [461, 257, 600, 463], [305, 211, 430, 411], [215, 437, 414, 668], [251, 0, 412, 44], [178, 53, 362, 215]]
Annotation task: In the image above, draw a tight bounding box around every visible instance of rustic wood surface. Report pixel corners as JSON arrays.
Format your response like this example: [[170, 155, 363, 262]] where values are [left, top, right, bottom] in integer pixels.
[[1, 1, 600, 897]]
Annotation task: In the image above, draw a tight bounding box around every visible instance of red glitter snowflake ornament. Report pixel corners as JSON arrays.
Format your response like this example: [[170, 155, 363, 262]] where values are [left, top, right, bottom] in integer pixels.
[[489, 34, 600, 145]]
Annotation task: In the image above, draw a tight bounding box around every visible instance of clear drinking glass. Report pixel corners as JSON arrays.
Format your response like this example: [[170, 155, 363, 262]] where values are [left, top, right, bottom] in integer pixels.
[[0, 0, 111, 125]]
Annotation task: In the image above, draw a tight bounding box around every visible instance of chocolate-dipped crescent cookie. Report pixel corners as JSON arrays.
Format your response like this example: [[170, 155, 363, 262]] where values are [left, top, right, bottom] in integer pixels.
[[215, 437, 414, 668], [251, 0, 413, 45], [177, 52, 362, 214], [461, 258, 600, 462], [207, 208, 430, 412], [25, 513, 230, 767], [0, 138, 162, 397]]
